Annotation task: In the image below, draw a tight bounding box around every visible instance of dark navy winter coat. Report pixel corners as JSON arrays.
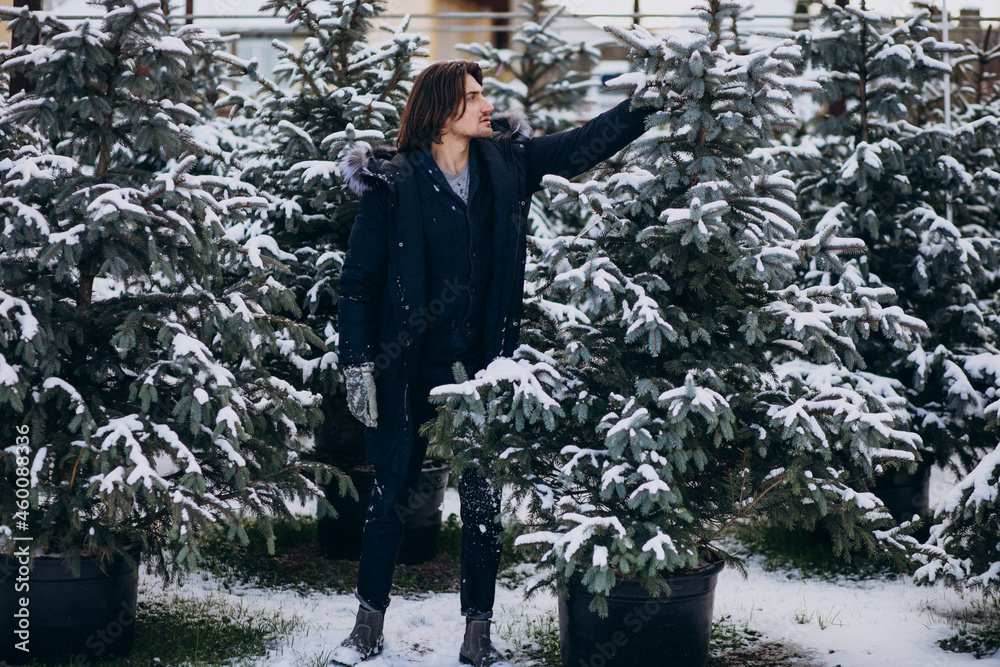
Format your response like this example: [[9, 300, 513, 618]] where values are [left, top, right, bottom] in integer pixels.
[[338, 98, 652, 475]]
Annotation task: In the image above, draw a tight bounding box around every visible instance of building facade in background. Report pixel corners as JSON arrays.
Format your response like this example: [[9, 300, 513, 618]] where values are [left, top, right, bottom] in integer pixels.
[[4, 1, 997, 100], [387, 0, 509, 62]]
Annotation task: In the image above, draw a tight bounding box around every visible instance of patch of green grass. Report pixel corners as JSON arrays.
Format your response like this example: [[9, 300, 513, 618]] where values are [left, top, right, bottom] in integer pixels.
[[496, 607, 561, 667], [23, 592, 299, 667], [732, 523, 904, 581], [710, 613, 763, 653], [791, 605, 843, 630], [132, 592, 299, 665], [938, 594, 1000, 658]]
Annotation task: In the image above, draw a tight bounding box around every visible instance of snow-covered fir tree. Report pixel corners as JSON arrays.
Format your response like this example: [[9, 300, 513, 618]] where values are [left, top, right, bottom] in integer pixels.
[[913, 19, 1000, 599], [950, 17, 1000, 119], [916, 428, 1000, 595], [429, 0, 926, 613], [214, 0, 427, 460], [0, 0, 342, 578], [767, 2, 1000, 599], [777, 4, 1000, 477], [0, 47, 36, 165], [158, 0, 236, 119], [947, 21, 1000, 230]]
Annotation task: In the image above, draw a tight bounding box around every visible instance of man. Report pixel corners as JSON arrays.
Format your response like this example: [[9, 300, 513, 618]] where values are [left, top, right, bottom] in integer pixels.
[[332, 60, 651, 667]]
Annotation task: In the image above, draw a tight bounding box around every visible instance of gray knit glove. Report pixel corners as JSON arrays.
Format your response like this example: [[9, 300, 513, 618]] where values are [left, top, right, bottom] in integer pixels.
[[344, 362, 378, 428]]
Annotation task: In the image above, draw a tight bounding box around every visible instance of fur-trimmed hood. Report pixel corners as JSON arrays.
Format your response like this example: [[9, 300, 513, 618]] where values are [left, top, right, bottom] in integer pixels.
[[339, 108, 532, 197], [339, 141, 399, 198], [490, 107, 532, 144]]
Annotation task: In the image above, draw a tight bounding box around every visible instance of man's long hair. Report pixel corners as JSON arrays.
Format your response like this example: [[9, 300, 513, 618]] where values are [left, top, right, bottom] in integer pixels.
[[397, 60, 484, 154]]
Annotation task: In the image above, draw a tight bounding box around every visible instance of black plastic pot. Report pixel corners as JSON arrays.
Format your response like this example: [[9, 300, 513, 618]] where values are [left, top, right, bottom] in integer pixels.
[[871, 460, 932, 522], [0, 548, 139, 665], [559, 559, 725, 667], [318, 458, 451, 564]]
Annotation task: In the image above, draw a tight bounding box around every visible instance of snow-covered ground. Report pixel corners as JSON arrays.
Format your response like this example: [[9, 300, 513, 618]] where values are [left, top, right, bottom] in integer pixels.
[[150, 549, 994, 667], [710, 564, 984, 667], [140, 466, 999, 666]]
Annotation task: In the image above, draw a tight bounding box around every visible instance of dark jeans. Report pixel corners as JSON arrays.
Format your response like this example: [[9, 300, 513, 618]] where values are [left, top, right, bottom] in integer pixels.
[[356, 363, 503, 618]]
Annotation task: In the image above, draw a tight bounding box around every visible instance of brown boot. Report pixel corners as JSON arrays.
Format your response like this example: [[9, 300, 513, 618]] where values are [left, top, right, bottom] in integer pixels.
[[459, 618, 513, 667], [329, 606, 385, 666]]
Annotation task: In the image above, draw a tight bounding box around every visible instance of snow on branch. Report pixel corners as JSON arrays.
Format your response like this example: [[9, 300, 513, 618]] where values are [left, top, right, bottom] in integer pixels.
[[90, 414, 166, 492], [935, 444, 1000, 517], [430, 354, 565, 430], [0, 290, 40, 342], [515, 512, 628, 562]]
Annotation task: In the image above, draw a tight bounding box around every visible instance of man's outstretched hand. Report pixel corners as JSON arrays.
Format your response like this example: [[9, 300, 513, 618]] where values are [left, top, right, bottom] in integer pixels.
[[344, 362, 378, 428]]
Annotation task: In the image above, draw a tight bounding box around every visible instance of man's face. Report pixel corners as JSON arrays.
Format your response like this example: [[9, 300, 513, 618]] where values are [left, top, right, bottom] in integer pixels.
[[441, 74, 494, 141]]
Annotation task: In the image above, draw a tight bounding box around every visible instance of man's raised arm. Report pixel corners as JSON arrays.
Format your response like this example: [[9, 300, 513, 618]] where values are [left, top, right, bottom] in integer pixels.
[[525, 98, 653, 194]]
